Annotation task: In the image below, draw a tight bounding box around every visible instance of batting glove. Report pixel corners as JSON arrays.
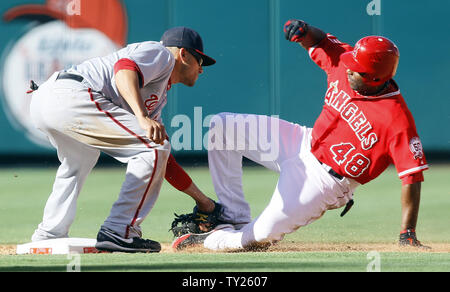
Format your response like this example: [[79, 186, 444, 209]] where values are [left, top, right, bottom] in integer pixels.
[[284, 19, 308, 42], [399, 229, 431, 249]]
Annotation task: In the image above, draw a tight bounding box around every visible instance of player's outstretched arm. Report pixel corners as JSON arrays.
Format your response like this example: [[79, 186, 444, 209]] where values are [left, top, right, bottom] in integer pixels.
[[165, 153, 216, 212], [283, 19, 327, 50], [181, 182, 216, 212], [399, 182, 430, 248]]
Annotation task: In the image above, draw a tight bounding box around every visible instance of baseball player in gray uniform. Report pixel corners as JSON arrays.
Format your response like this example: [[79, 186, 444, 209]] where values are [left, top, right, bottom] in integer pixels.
[[29, 27, 217, 253]]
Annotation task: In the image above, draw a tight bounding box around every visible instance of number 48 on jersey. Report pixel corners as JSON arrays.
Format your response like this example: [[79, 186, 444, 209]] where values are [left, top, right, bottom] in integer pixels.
[[330, 143, 370, 177]]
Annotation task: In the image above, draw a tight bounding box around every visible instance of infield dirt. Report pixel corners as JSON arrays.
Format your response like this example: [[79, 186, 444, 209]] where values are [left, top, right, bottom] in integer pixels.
[[163, 242, 450, 254], [3, 242, 449, 255]]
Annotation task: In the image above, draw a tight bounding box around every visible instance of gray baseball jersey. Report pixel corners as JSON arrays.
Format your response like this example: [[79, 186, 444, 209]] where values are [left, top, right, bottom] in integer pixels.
[[30, 41, 175, 241], [71, 41, 175, 122]]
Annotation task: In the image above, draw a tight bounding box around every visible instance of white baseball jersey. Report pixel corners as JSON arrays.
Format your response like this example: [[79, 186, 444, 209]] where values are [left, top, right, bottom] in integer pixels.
[[71, 41, 175, 122]]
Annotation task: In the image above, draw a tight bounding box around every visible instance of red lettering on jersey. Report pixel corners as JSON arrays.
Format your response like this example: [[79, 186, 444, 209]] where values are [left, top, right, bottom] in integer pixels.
[[145, 94, 159, 112]]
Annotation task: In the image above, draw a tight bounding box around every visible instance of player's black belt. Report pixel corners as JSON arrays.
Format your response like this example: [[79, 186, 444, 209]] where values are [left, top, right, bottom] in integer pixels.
[[27, 72, 85, 94], [316, 158, 354, 217], [318, 160, 344, 180], [56, 72, 84, 83]]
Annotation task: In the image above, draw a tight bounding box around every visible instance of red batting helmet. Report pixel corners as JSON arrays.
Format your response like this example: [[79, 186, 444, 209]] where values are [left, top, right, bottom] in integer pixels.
[[341, 36, 400, 86]]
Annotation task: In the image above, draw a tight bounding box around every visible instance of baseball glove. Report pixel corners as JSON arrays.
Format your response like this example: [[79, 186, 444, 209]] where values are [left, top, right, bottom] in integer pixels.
[[170, 201, 224, 237]]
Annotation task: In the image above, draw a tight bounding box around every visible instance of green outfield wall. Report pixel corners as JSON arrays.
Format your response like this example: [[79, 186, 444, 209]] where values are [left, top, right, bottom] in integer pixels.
[[0, 0, 448, 157]]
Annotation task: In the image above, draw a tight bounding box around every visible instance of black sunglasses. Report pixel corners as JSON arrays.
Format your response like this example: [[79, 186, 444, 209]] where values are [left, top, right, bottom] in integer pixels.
[[184, 47, 204, 66]]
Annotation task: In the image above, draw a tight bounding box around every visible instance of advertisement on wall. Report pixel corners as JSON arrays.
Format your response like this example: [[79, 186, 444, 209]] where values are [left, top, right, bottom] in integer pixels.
[[0, 0, 448, 156], [1, 0, 127, 148]]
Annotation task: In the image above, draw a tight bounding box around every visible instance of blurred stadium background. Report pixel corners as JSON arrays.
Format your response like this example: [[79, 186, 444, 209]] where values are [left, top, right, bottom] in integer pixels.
[[0, 0, 448, 165]]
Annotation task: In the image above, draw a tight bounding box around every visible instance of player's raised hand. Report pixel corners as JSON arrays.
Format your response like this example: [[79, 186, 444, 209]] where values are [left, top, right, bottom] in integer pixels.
[[284, 19, 308, 42]]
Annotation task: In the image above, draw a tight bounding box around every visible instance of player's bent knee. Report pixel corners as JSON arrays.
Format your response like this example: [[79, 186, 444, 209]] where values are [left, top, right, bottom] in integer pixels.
[[244, 207, 308, 245], [135, 147, 170, 169]]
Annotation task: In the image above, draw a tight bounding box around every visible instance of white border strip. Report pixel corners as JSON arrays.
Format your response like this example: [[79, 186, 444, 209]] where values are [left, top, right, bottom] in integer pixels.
[[308, 46, 318, 57], [398, 165, 429, 177]]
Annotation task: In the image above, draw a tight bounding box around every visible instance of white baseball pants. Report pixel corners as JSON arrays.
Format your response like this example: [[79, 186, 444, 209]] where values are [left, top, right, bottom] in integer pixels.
[[29, 72, 170, 241], [205, 113, 359, 250]]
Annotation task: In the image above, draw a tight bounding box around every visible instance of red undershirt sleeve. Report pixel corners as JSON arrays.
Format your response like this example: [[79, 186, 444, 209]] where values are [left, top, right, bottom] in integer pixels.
[[165, 154, 193, 191], [114, 58, 144, 88]]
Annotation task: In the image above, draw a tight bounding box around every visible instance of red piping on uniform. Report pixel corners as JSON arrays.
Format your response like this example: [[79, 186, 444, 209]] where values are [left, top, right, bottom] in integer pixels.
[[87, 88, 152, 149], [126, 149, 158, 239], [88, 88, 159, 239]]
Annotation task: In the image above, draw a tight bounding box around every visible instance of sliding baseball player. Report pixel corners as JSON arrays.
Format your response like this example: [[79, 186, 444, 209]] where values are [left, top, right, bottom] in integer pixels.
[[172, 19, 429, 251]]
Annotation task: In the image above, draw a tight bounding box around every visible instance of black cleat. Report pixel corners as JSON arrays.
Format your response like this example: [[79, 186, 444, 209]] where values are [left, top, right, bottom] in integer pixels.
[[95, 227, 161, 253]]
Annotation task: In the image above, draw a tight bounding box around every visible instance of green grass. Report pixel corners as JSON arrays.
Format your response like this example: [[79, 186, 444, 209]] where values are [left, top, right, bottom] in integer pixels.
[[0, 164, 449, 272], [1, 252, 450, 272]]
